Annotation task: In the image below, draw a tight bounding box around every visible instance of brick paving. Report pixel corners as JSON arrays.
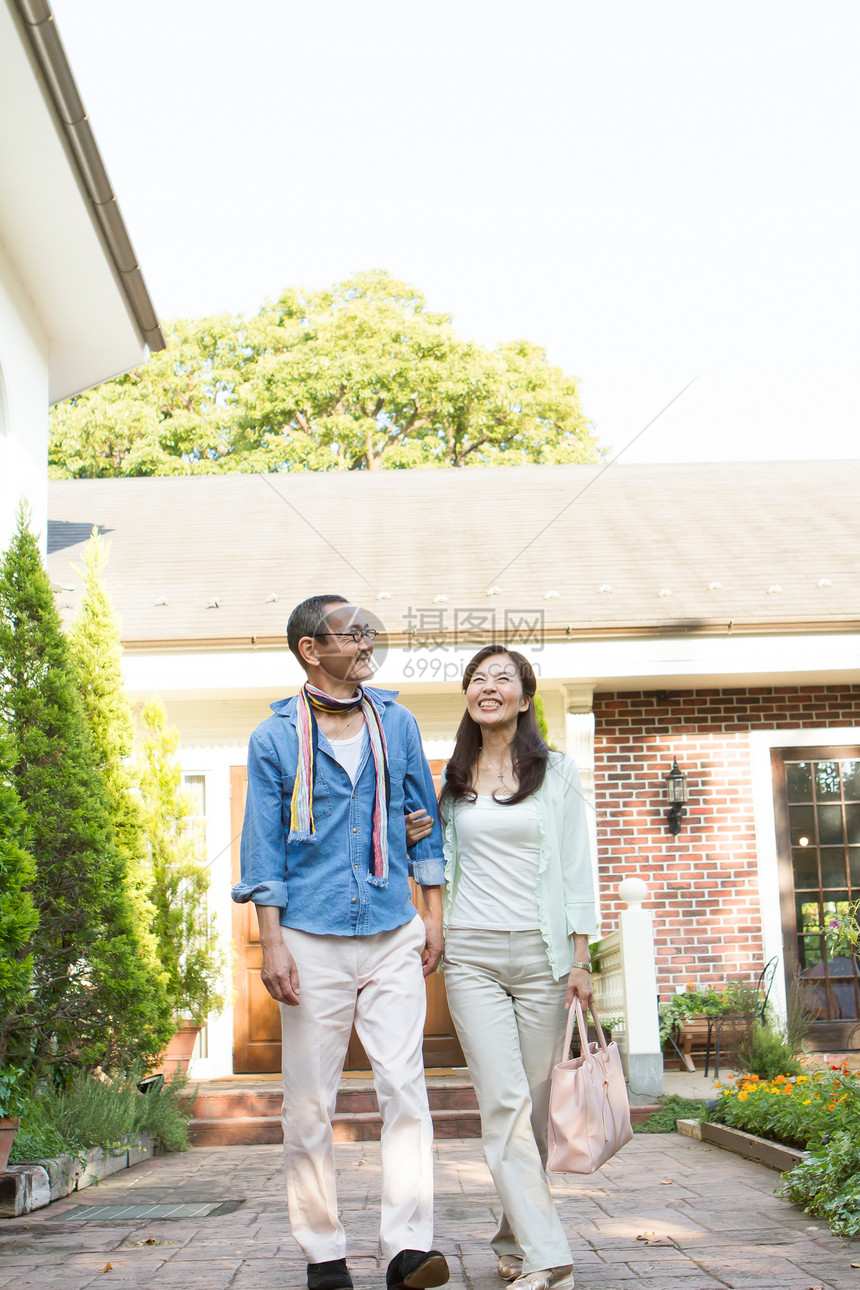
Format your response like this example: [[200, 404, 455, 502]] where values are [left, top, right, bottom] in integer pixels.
[[0, 1134, 857, 1290]]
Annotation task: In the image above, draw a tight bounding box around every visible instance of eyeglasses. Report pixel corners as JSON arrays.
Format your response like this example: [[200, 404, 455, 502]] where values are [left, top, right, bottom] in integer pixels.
[[316, 627, 379, 644]]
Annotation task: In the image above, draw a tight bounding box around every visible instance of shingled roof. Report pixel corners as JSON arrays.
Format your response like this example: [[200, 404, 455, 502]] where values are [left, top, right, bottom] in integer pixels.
[[46, 462, 860, 647]]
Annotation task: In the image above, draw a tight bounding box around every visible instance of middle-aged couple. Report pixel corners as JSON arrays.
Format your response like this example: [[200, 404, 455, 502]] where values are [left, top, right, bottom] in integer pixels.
[[232, 596, 596, 1290]]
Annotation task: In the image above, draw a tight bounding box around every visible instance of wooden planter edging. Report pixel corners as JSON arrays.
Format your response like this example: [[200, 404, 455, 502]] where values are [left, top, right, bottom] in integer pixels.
[[676, 1118, 807, 1173], [0, 1132, 157, 1219]]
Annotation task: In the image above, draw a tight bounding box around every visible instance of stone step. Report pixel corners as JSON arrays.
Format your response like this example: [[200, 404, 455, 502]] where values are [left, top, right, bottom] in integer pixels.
[[186, 1080, 658, 1147], [189, 1107, 483, 1147], [188, 1083, 479, 1121]]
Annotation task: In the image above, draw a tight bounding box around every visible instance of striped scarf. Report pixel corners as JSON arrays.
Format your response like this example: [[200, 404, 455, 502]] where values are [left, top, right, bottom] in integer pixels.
[[289, 683, 391, 886]]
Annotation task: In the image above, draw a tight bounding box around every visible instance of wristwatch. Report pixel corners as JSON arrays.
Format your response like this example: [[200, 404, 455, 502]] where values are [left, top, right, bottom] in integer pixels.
[[571, 960, 592, 973]]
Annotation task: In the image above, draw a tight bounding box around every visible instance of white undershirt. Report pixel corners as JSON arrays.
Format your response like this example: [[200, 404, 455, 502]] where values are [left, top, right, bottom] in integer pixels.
[[328, 729, 365, 784], [449, 794, 542, 931]]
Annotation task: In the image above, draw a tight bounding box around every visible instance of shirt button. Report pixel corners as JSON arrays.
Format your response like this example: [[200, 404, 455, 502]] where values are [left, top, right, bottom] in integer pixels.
[[352, 827, 357, 833], [354, 864, 359, 869], [351, 897, 357, 904]]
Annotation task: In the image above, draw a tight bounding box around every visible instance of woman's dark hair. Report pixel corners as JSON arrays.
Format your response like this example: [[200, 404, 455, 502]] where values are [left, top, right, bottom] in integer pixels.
[[441, 646, 548, 815]]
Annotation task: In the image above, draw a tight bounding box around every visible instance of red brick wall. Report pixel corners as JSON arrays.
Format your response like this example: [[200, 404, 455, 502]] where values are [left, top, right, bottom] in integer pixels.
[[592, 685, 860, 1000]]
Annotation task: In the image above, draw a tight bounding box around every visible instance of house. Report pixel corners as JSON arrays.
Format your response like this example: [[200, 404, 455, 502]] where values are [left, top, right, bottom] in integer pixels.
[[46, 461, 860, 1076], [0, 0, 164, 552]]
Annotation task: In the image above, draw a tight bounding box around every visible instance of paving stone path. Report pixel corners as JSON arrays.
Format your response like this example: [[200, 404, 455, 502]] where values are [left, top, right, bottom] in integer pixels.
[[0, 1134, 857, 1289]]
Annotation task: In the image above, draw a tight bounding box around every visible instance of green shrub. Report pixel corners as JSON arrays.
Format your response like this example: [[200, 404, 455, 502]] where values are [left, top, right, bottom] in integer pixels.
[[135, 1068, 192, 1152], [8, 1066, 193, 1164], [782, 1129, 860, 1238], [633, 1094, 708, 1133], [8, 1119, 79, 1165], [17, 1071, 137, 1157], [735, 1020, 803, 1079], [0, 1064, 28, 1118]]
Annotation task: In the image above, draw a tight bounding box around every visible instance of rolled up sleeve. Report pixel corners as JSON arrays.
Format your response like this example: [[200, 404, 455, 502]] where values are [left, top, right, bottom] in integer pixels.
[[231, 731, 289, 911], [402, 714, 445, 886]]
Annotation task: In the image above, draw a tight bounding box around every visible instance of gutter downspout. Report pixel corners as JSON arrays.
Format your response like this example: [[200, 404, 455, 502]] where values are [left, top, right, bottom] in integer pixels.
[[12, 0, 166, 356]]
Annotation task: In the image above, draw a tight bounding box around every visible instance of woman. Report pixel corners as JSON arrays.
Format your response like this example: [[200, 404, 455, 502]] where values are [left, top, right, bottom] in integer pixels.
[[408, 647, 596, 1290]]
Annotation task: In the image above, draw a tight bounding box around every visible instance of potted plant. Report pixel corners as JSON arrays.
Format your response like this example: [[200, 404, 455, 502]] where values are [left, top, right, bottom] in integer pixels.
[[0, 1066, 27, 1171], [825, 899, 860, 958]]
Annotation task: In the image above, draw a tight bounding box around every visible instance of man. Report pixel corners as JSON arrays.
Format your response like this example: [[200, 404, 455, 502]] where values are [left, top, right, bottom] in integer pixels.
[[232, 595, 449, 1290]]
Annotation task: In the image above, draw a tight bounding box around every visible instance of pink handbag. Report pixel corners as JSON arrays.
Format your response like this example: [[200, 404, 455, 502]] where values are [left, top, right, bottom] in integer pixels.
[[546, 997, 633, 1173]]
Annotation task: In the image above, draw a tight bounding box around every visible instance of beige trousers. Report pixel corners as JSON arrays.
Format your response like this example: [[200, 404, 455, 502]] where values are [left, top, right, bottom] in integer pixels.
[[443, 928, 572, 1273], [279, 915, 434, 1263]]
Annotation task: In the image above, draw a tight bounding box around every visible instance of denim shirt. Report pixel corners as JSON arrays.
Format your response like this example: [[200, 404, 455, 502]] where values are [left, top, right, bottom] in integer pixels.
[[231, 686, 445, 936]]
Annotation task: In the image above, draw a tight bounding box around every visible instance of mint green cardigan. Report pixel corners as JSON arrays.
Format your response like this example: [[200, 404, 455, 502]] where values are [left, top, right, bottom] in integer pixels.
[[441, 751, 598, 981]]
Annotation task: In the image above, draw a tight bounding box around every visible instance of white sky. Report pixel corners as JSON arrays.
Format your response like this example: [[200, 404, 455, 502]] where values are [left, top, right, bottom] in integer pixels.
[[53, 0, 860, 464]]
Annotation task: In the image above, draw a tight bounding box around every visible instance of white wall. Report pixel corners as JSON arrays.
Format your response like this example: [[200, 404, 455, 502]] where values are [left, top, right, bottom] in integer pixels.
[[0, 241, 49, 554]]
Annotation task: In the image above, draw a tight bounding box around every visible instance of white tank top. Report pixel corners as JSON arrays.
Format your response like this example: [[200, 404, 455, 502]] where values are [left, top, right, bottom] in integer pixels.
[[449, 794, 542, 931]]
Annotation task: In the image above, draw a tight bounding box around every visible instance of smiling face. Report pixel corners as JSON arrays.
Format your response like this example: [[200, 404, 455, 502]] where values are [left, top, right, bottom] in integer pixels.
[[298, 602, 377, 693], [464, 652, 530, 735]]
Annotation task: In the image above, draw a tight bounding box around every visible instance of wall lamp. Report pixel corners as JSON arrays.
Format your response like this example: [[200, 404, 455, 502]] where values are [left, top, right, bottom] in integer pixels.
[[665, 757, 688, 835]]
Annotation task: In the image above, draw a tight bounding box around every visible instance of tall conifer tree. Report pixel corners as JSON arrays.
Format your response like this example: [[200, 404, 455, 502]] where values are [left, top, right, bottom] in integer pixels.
[[0, 724, 38, 1066], [68, 530, 172, 1025], [136, 699, 225, 1025], [0, 515, 173, 1073]]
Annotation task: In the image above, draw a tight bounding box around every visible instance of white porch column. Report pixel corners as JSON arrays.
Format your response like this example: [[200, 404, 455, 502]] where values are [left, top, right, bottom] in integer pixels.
[[561, 684, 598, 917], [618, 878, 664, 1097]]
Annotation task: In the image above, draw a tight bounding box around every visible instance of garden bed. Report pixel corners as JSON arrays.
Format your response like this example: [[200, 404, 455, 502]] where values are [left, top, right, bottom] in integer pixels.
[[0, 1132, 157, 1218], [676, 1117, 805, 1172], [682, 1065, 860, 1238]]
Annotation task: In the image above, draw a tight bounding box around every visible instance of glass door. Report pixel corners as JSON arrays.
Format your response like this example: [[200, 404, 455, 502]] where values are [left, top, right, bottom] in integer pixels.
[[772, 747, 860, 1048]]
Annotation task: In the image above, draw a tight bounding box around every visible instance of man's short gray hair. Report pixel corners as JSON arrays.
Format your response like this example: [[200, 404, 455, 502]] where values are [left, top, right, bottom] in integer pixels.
[[287, 595, 349, 661]]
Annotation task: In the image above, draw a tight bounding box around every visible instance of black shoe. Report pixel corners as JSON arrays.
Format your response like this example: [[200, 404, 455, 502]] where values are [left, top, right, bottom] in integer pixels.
[[307, 1259, 354, 1290], [386, 1250, 450, 1289]]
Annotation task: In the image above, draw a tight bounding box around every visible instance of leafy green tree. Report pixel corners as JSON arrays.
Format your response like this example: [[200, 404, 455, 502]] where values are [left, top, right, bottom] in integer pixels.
[[0, 726, 38, 1067], [533, 694, 551, 744], [135, 700, 225, 1026], [50, 272, 601, 476], [0, 514, 174, 1074], [68, 530, 174, 1032]]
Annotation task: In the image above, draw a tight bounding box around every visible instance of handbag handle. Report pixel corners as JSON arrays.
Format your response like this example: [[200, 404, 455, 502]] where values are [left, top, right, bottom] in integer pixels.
[[561, 993, 610, 1062]]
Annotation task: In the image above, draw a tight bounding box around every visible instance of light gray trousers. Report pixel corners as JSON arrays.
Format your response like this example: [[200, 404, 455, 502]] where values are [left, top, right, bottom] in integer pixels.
[[443, 928, 572, 1273]]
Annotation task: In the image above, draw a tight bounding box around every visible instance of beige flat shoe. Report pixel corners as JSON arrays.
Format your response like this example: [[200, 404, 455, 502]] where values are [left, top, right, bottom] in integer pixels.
[[497, 1256, 523, 1282], [509, 1267, 573, 1290]]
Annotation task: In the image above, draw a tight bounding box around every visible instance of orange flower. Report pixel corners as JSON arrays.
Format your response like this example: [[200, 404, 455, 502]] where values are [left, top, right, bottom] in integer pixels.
[[773, 1075, 786, 1084], [737, 1092, 749, 1101]]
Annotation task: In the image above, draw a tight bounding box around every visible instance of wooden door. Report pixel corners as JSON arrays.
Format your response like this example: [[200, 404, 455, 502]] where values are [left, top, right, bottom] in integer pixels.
[[231, 766, 283, 1072], [231, 760, 464, 1074]]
